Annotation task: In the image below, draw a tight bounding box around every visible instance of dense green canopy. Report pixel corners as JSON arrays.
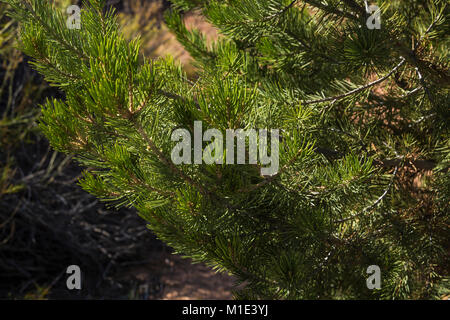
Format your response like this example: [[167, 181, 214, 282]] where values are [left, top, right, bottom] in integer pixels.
[[5, 0, 449, 299]]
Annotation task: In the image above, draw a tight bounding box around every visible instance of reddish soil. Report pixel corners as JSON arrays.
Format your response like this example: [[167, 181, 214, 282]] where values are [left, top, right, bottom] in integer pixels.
[[126, 249, 235, 300]]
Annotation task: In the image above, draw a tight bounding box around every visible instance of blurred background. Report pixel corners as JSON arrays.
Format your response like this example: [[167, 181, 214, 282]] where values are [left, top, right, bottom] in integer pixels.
[[0, 0, 234, 299]]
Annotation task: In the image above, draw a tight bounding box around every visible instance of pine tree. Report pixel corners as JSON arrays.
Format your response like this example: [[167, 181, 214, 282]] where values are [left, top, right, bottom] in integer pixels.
[[3, 0, 448, 299]]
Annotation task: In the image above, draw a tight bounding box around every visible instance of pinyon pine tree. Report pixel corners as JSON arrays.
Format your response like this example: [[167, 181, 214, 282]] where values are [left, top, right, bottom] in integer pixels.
[[3, 0, 449, 299]]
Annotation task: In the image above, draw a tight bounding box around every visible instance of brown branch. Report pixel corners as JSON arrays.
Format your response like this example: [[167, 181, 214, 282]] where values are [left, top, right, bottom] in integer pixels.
[[302, 58, 406, 105], [262, 0, 298, 22], [303, 0, 358, 21], [341, 0, 366, 17]]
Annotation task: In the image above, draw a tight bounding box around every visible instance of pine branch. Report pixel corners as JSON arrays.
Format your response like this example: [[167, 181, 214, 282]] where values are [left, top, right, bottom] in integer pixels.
[[236, 145, 307, 193], [302, 58, 406, 105], [302, 0, 358, 21], [5, 0, 448, 299], [341, 0, 366, 17], [334, 164, 400, 223], [127, 99, 210, 197], [18, 0, 89, 61], [262, 0, 298, 22]]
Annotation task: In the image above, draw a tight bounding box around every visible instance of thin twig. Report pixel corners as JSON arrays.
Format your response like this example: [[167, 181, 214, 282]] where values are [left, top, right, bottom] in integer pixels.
[[334, 165, 400, 223], [262, 0, 298, 22], [302, 58, 406, 105]]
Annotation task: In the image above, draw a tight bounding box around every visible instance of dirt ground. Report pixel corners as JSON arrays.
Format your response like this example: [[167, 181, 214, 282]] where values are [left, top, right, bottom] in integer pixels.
[[125, 249, 235, 300]]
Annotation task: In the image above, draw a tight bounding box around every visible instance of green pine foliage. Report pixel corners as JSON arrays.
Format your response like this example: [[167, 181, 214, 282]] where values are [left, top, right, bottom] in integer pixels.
[[3, 0, 448, 299]]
